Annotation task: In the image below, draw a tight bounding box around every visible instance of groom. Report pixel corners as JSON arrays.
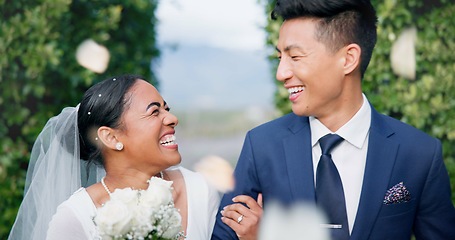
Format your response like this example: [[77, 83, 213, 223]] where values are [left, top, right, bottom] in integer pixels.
[[211, 0, 455, 239]]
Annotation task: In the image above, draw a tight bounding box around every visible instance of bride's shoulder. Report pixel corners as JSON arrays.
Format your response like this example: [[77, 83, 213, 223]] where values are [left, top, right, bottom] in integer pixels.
[[172, 166, 205, 181], [62, 188, 92, 207], [66, 187, 89, 202], [85, 183, 110, 208], [166, 167, 210, 189], [166, 166, 194, 177]]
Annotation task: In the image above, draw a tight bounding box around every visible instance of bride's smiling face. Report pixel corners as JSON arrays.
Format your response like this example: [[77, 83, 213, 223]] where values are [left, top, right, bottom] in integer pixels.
[[117, 80, 181, 168]]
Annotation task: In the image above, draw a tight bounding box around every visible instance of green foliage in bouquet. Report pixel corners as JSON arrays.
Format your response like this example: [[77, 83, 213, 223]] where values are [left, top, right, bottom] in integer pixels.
[[263, 0, 455, 202], [0, 0, 160, 238]]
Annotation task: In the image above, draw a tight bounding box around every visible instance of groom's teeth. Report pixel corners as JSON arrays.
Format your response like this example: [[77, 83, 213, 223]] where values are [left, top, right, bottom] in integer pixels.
[[288, 86, 305, 94]]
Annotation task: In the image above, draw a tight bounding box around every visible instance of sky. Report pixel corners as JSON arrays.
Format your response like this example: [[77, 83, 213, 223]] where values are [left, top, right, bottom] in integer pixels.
[[156, 0, 268, 51], [155, 0, 275, 111]]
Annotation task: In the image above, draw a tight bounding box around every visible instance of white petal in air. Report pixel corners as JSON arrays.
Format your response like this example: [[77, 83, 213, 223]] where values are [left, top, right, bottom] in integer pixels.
[[259, 202, 330, 240], [390, 27, 417, 80], [76, 39, 110, 73], [193, 155, 234, 193]]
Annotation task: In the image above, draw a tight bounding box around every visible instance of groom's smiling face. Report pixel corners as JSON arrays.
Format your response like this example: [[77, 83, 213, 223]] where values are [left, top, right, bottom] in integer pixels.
[[275, 18, 348, 120]]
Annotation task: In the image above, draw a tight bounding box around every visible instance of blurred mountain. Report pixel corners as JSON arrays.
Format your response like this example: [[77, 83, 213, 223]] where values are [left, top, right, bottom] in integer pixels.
[[174, 108, 278, 169]]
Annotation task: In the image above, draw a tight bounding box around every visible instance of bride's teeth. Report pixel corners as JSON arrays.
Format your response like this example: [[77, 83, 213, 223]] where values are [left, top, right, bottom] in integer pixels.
[[287, 86, 305, 94]]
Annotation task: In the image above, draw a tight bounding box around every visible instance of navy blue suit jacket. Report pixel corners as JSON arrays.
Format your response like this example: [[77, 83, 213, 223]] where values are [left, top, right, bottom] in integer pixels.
[[211, 106, 455, 239]]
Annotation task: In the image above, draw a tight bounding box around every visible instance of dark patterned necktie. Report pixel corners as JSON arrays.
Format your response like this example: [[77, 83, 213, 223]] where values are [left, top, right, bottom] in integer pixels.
[[316, 134, 350, 240]]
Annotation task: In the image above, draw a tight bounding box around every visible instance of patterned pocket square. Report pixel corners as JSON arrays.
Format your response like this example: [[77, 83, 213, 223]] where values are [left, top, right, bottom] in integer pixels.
[[383, 182, 411, 205]]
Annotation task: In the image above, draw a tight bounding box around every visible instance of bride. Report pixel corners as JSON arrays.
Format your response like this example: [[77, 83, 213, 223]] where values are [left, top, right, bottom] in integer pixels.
[[8, 74, 220, 239]]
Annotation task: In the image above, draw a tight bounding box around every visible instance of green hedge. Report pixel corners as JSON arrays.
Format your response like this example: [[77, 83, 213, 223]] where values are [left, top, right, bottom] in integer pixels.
[[264, 0, 455, 201], [0, 0, 159, 238]]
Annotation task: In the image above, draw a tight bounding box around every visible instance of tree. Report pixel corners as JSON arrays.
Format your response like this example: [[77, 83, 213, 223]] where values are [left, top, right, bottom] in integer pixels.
[[0, 0, 160, 237], [263, 0, 455, 201]]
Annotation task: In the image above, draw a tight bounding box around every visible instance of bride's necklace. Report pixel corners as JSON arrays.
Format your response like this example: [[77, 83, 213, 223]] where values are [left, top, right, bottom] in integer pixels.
[[101, 171, 164, 196]]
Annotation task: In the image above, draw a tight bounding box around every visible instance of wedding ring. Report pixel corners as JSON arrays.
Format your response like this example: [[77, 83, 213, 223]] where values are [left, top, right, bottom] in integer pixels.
[[237, 214, 244, 224]]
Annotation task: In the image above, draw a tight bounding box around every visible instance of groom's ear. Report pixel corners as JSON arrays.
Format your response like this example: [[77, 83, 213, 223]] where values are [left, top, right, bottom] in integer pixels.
[[97, 126, 119, 150], [342, 43, 361, 76]]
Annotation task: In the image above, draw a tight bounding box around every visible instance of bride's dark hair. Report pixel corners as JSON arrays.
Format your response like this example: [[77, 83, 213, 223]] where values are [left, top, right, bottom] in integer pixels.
[[8, 74, 148, 239], [77, 74, 144, 166]]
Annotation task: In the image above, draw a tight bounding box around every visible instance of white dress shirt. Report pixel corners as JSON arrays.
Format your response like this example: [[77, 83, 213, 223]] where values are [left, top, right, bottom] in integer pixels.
[[310, 94, 371, 234]]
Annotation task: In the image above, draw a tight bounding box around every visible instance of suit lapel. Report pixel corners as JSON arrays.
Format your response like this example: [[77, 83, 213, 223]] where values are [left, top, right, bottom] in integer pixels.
[[283, 115, 316, 202], [351, 108, 399, 239]]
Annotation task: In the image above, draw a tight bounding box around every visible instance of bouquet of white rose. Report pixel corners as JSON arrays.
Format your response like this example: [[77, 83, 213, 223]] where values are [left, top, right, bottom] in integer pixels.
[[94, 177, 185, 240]]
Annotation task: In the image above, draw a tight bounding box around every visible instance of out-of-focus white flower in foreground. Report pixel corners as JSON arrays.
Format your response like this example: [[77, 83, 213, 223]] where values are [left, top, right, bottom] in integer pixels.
[[76, 39, 110, 73], [259, 202, 330, 240], [194, 155, 234, 193], [390, 27, 417, 80]]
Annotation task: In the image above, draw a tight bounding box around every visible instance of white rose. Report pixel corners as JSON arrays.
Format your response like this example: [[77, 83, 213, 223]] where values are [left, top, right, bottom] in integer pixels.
[[148, 177, 173, 190], [110, 188, 138, 206], [95, 199, 134, 237], [141, 178, 173, 207]]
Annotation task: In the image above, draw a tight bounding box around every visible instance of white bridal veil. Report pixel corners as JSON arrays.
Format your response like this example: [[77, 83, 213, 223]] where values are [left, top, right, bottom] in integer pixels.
[[8, 106, 105, 240]]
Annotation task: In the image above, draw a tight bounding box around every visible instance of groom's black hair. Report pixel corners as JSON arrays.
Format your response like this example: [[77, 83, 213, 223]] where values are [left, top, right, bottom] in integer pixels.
[[271, 0, 378, 78]]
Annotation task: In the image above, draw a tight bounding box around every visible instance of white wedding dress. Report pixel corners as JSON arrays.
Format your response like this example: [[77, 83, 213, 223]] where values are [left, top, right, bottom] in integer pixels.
[[47, 167, 220, 240]]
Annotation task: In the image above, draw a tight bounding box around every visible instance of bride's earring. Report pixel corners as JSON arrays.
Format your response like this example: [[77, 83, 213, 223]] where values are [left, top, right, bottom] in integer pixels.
[[115, 142, 124, 151]]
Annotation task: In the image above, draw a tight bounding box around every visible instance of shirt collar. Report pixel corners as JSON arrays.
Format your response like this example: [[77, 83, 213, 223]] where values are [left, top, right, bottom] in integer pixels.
[[310, 94, 371, 149]]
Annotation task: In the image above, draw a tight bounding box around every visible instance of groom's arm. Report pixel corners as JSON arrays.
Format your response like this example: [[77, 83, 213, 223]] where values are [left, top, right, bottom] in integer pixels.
[[413, 139, 455, 239], [211, 132, 261, 240]]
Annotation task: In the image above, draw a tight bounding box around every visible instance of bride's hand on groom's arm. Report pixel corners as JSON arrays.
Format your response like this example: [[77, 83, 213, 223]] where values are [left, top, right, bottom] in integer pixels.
[[220, 194, 263, 240]]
